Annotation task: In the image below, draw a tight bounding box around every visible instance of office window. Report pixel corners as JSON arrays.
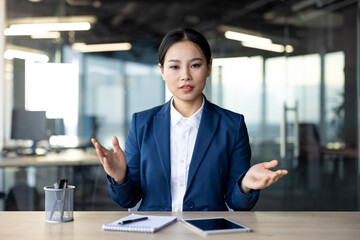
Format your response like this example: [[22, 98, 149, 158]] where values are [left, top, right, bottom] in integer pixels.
[[125, 62, 164, 123], [25, 62, 79, 136], [265, 54, 321, 126], [82, 55, 125, 147], [212, 56, 263, 138], [82, 55, 164, 148], [324, 51, 345, 143]]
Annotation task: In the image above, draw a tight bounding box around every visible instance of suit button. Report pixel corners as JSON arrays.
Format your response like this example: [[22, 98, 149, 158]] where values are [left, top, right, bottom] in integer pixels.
[[187, 202, 194, 209]]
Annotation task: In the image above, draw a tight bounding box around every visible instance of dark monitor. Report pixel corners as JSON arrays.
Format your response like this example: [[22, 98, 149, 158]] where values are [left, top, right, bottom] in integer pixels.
[[11, 109, 47, 155], [46, 118, 65, 136]]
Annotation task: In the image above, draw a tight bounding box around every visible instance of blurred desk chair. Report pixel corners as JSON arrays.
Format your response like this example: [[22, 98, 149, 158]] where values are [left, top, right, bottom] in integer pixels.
[[297, 123, 322, 191], [321, 144, 357, 186], [2, 169, 41, 211], [298, 123, 322, 160], [297, 123, 356, 190], [0, 192, 5, 199], [5, 184, 41, 211]]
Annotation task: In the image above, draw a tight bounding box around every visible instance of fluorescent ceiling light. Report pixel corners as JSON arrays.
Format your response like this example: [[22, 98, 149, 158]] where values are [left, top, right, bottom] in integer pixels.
[[241, 41, 294, 53], [7, 16, 97, 25], [285, 45, 294, 53], [224, 30, 294, 53], [225, 31, 272, 45], [5, 22, 91, 36], [4, 49, 49, 62], [9, 22, 91, 31], [72, 43, 132, 52], [31, 32, 61, 39], [4, 29, 47, 36]]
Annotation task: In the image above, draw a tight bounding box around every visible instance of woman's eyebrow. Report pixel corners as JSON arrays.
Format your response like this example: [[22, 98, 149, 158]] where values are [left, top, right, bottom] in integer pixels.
[[167, 57, 204, 63], [190, 57, 204, 62], [167, 59, 180, 63]]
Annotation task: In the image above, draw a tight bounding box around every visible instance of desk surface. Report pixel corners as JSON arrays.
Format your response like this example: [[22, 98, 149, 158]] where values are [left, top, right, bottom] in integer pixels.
[[0, 211, 359, 240], [0, 149, 99, 168]]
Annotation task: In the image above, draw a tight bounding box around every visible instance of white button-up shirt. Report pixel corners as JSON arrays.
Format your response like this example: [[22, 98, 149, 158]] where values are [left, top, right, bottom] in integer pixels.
[[170, 98, 204, 212]]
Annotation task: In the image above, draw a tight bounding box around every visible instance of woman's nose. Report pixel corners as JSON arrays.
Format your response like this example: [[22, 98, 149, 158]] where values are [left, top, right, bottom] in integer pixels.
[[180, 67, 191, 81]]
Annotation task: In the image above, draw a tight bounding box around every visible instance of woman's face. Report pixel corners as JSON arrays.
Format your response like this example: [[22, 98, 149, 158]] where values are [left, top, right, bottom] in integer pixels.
[[159, 41, 212, 106]]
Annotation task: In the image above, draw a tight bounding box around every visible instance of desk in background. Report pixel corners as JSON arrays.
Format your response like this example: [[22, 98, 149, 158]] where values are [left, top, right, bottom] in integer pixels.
[[0, 211, 359, 240], [0, 150, 102, 210], [0, 149, 99, 168]]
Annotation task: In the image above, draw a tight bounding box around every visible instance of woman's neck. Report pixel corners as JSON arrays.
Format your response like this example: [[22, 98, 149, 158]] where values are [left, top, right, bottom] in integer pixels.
[[172, 96, 203, 117]]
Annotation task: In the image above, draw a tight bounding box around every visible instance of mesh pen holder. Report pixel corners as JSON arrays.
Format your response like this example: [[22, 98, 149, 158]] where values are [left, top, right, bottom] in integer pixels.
[[43, 185, 75, 223]]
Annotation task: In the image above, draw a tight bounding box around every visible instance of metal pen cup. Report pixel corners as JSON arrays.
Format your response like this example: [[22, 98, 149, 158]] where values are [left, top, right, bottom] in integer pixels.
[[43, 185, 75, 223]]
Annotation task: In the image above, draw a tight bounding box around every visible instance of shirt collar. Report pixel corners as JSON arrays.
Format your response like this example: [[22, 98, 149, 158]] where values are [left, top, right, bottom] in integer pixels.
[[170, 97, 204, 129]]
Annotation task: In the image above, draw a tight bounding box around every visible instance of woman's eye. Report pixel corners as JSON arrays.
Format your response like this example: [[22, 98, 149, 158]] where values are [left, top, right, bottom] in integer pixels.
[[170, 65, 179, 70], [191, 63, 201, 68]]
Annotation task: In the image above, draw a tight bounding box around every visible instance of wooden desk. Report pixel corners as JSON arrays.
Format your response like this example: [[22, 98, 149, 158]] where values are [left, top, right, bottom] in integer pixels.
[[0, 211, 359, 240], [0, 149, 99, 168]]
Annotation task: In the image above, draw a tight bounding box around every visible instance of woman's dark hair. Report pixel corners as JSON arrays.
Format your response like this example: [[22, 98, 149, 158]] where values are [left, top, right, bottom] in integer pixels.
[[158, 28, 212, 67]]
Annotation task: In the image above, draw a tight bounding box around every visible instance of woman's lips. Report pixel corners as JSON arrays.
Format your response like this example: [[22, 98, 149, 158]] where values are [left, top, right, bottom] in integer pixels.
[[180, 85, 194, 92]]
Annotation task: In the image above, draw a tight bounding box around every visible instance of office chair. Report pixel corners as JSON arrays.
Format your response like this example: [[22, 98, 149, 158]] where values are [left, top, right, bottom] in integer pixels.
[[5, 184, 41, 211], [297, 123, 322, 191], [298, 123, 321, 160]]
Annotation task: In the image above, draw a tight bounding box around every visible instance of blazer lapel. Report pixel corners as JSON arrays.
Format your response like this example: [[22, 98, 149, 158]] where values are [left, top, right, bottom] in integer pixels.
[[153, 101, 171, 191], [186, 100, 220, 190]]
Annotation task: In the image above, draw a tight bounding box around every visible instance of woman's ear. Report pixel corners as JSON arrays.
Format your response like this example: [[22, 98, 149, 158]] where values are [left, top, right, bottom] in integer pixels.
[[206, 58, 213, 77], [158, 63, 165, 80]]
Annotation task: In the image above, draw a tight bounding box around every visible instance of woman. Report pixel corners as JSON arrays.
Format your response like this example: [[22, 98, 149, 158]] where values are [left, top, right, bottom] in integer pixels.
[[91, 28, 288, 211]]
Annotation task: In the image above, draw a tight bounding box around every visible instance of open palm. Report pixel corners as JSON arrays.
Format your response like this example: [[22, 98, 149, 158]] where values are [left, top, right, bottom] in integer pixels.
[[241, 160, 288, 193], [91, 136, 127, 184]]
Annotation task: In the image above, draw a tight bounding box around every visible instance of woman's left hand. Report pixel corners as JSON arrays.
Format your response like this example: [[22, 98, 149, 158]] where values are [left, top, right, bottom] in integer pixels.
[[241, 160, 288, 194]]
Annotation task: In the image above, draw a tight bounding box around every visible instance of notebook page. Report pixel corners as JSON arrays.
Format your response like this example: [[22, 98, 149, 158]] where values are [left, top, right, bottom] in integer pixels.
[[102, 214, 177, 233]]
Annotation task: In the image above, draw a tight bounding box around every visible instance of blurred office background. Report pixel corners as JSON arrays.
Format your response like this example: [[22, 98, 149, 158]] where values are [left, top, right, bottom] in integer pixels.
[[0, 0, 359, 211]]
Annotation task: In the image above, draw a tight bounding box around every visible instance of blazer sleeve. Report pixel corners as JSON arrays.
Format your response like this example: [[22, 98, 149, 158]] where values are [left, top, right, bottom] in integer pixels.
[[107, 113, 143, 208], [225, 114, 260, 211]]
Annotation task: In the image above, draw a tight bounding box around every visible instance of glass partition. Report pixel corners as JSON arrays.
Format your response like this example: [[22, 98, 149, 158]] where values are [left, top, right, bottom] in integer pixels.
[[210, 1, 358, 210]]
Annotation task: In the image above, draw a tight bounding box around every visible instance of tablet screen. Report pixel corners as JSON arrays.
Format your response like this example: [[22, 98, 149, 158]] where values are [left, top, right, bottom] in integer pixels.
[[182, 217, 251, 234]]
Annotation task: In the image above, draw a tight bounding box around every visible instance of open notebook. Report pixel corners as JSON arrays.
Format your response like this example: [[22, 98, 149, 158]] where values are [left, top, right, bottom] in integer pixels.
[[102, 214, 177, 233]]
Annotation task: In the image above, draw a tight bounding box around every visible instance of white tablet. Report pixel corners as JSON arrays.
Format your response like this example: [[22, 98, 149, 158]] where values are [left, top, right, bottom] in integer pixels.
[[181, 217, 251, 235]]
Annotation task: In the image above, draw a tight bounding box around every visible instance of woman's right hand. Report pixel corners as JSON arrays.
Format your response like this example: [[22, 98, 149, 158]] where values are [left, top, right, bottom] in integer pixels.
[[91, 136, 127, 184]]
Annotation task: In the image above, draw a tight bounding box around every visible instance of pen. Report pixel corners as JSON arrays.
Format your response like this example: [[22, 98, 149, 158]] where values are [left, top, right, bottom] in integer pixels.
[[59, 179, 68, 221], [119, 216, 148, 225], [59, 179, 67, 189]]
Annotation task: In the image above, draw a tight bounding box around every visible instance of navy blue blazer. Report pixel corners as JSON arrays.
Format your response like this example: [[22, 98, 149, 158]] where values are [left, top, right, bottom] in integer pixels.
[[107, 97, 260, 211]]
